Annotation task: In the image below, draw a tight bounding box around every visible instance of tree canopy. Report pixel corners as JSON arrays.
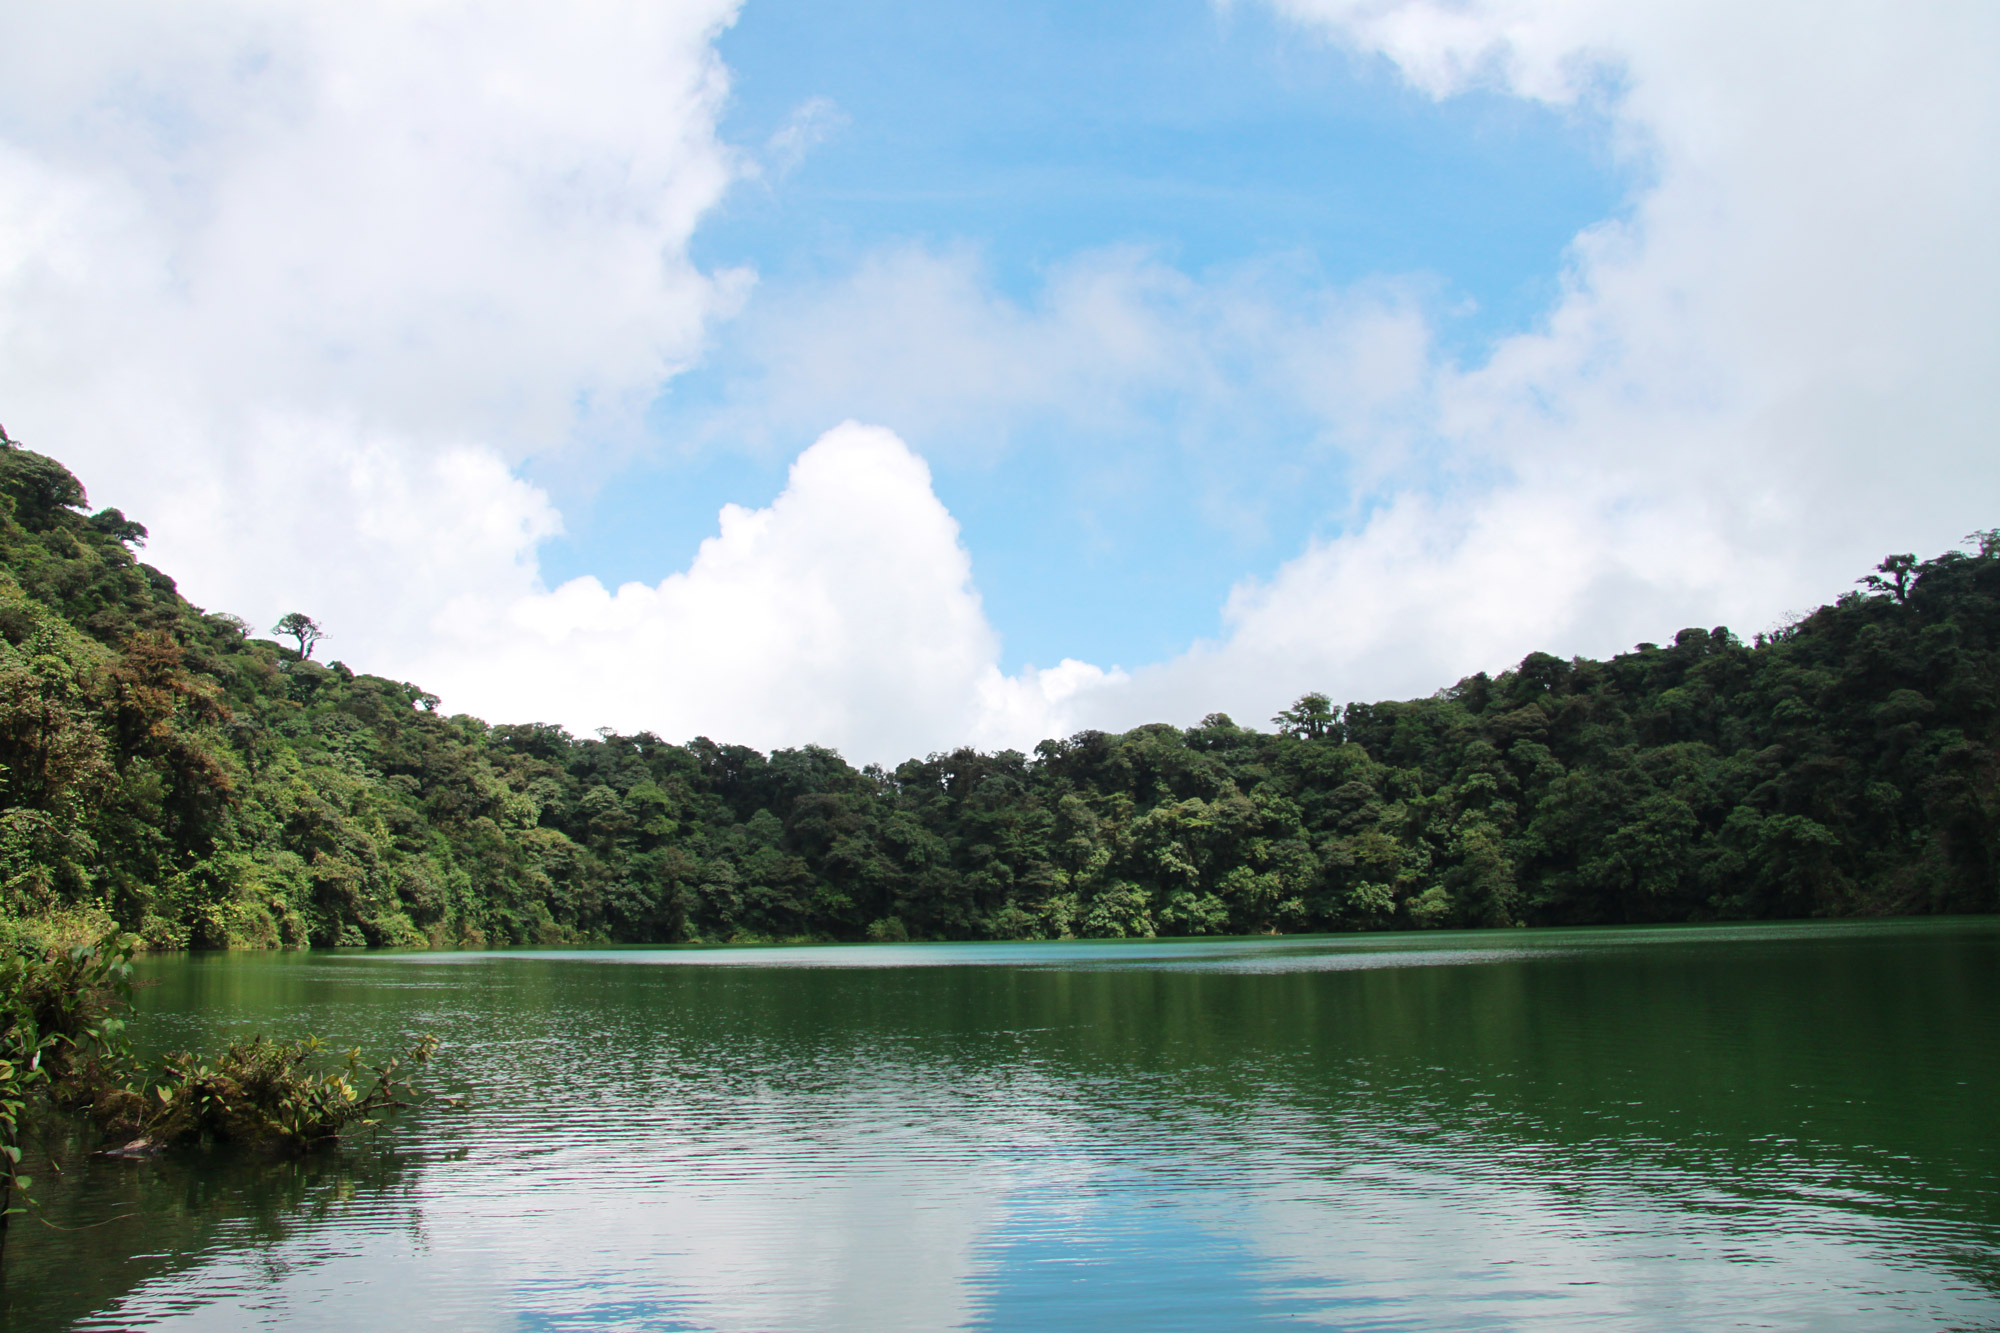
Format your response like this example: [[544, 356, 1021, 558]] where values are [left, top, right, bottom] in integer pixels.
[[271, 613, 324, 662], [0, 435, 1993, 948]]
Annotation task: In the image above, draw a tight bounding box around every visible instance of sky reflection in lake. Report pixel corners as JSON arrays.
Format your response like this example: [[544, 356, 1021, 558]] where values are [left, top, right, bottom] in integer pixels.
[[11, 919, 1997, 1331]]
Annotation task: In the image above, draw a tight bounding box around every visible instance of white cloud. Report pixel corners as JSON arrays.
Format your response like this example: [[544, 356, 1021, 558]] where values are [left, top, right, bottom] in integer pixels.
[[0, 5, 1113, 763], [5, 0, 1994, 762], [1075, 0, 2000, 730], [415, 422, 1120, 763], [0, 0, 743, 662], [653, 0, 2000, 743], [666, 0, 2000, 746], [663, 242, 1442, 591], [762, 96, 849, 180], [675, 242, 1434, 472]]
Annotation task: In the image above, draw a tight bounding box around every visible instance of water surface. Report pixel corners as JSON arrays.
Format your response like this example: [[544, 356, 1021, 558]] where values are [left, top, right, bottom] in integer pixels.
[[6, 918, 1997, 1329]]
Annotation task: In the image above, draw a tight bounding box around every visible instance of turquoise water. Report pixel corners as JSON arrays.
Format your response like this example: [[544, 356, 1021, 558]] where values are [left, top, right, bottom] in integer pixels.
[[5, 918, 1998, 1329]]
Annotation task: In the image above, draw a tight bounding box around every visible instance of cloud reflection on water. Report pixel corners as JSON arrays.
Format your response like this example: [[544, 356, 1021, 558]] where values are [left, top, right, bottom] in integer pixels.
[[56, 922, 2000, 1330]]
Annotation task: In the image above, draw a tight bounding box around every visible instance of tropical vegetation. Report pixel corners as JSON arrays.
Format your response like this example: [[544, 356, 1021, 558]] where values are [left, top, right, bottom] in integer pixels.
[[0, 433, 1992, 951]]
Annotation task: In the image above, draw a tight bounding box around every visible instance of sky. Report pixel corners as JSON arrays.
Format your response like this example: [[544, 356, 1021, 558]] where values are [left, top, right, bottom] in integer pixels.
[[0, 0, 1995, 764]]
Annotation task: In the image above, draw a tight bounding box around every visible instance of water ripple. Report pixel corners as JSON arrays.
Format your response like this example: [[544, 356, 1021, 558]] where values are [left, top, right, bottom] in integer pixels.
[[6, 919, 1997, 1331]]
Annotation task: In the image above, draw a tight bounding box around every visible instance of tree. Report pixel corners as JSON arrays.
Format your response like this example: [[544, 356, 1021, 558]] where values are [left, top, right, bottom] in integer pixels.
[[1860, 553, 1917, 603], [272, 613, 325, 661], [0, 450, 88, 530], [1272, 692, 1337, 740], [87, 507, 147, 548]]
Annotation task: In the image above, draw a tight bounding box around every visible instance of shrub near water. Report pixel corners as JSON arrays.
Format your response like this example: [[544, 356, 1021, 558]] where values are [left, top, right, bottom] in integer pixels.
[[1, 927, 435, 1245], [94, 1031, 438, 1158], [1, 926, 133, 1236]]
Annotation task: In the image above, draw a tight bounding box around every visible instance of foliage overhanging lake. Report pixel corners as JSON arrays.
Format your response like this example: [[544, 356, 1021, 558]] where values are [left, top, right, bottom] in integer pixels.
[[0, 436, 1994, 949]]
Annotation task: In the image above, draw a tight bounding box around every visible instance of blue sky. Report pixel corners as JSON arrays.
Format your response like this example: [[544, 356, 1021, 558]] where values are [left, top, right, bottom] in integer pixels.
[[529, 0, 1627, 673], [7, 0, 1993, 760]]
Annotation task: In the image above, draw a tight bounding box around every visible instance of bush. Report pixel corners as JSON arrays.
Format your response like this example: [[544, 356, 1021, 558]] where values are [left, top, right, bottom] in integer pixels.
[[1, 928, 436, 1248], [96, 1032, 438, 1155]]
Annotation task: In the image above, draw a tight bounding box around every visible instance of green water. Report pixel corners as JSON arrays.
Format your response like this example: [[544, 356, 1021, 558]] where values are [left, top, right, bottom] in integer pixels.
[[4, 919, 1997, 1330]]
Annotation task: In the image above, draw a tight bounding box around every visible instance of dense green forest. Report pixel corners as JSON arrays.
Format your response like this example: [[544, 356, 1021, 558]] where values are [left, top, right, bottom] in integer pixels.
[[0, 436, 1993, 949]]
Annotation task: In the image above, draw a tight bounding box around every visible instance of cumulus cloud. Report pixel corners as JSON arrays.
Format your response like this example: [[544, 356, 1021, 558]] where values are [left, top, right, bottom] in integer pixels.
[[415, 423, 1121, 763], [4, 0, 1993, 761], [656, 0, 2000, 745], [1077, 0, 2000, 730], [666, 242, 1439, 571], [0, 3, 1115, 763], [0, 0, 743, 662]]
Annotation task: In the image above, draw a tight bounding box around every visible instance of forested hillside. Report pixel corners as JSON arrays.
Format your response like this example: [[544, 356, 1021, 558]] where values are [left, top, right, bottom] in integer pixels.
[[0, 436, 1993, 948]]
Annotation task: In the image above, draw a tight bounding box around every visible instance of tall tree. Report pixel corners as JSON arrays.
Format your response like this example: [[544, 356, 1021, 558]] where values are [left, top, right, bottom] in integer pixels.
[[271, 613, 325, 661], [1271, 693, 1336, 740]]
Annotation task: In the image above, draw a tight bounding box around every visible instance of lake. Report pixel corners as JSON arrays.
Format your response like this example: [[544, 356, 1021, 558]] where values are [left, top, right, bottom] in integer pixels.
[[4, 918, 1997, 1330]]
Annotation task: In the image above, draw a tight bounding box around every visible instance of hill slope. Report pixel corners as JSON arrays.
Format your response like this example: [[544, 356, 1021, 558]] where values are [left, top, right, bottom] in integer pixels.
[[0, 437, 1993, 947]]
